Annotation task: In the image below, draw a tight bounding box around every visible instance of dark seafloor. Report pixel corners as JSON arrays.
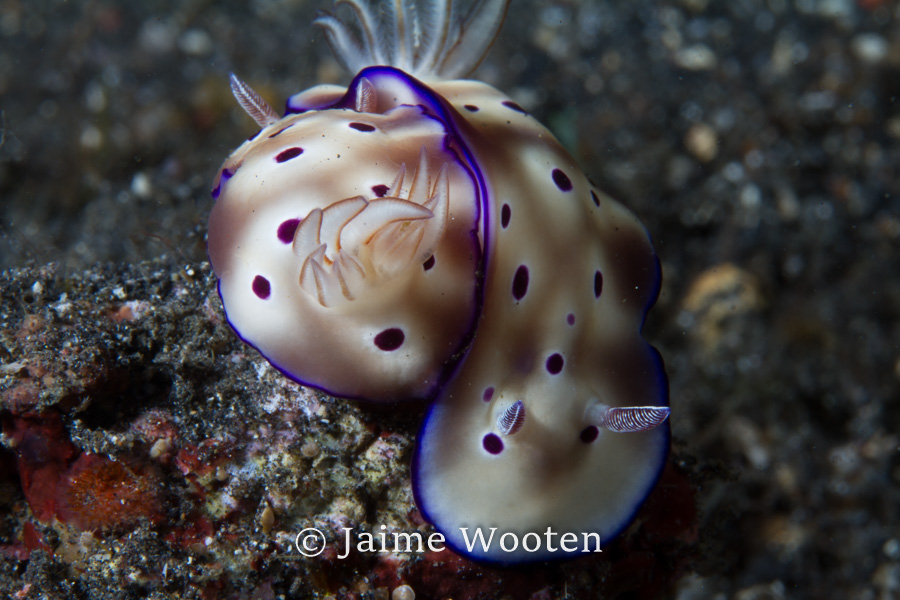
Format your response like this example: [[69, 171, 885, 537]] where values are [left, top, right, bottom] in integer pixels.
[[1, 0, 899, 598]]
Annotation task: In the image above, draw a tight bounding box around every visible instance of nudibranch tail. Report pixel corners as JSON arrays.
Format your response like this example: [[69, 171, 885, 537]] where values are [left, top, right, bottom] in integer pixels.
[[229, 73, 279, 127], [314, 0, 511, 81]]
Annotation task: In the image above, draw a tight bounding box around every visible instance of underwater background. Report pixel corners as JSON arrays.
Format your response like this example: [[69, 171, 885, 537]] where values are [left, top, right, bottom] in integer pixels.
[[1, 0, 899, 598]]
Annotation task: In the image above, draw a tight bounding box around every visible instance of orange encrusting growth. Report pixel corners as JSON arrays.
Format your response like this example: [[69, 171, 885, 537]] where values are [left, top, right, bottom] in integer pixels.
[[57, 454, 162, 532]]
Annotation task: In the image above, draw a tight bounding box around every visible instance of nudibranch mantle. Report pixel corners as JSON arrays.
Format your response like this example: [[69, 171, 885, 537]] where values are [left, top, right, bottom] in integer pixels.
[[208, 73, 483, 402], [207, 0, 670, 564]]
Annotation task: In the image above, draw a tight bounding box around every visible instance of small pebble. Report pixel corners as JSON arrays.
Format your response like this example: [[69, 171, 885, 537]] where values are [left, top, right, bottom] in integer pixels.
[[149, 438, 172, 459], [684, 123, 718, 162], [851, 33, 887, 64], [131, 172, 152, 199], [178, 28, 213, 56], [674, 44, 717, 70], [260, 504, 275, 535], [680, 263, 765, 351], [391, 584, 415, 600], [883, 539, 900, 560], [301, 440, 320, 458]]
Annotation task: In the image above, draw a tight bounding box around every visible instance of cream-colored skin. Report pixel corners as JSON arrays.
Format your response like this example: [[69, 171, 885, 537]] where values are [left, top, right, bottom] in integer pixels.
[[208, 100, 479, 402], [413, 81, 668, 562]]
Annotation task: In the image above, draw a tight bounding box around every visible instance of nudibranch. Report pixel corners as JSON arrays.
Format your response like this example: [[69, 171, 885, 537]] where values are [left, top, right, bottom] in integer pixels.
[[207, 0, 670, 563]]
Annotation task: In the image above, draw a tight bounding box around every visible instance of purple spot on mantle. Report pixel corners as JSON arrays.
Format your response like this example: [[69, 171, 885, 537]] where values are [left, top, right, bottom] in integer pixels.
[[349, 122, 375, 132], [252, 275, 271, 299], [277, 219, 301, 244], [371, 184, 389, 197], [482, 387, 494, 402], [580, 425, 599, 444], [464, 104, 479, 112], [483, 433, 503, 455], [591, 190, 601, 207], [552, 168, 573, 192], [567, 313, 575, 326], [276, 147, 303, 163], [512, 265, 529, 301], [546, 353, 564, 375], [594, 270, 604, 298], [501, 203, 511, 229], [423, 255, 435, 271], [374, 328, 404, 351], [502, 100, 527, 114]]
